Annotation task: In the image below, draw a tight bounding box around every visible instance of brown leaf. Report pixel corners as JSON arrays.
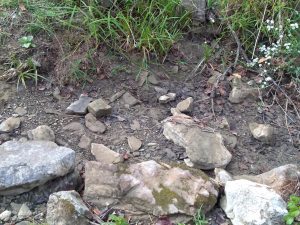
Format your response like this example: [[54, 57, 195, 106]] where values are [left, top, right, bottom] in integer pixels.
[[93, 208, 101, 216], [258, 57, 268, 64], [19, 3, 27, 11]]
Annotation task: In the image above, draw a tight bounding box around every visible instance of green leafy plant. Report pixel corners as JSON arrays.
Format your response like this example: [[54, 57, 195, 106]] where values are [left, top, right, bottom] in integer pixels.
[[284, 195, 300, 225], [194, 207, 208, 225], [10, 57, 44, 88], [19, 35, 36, 48], [101, 214, 129, 225]]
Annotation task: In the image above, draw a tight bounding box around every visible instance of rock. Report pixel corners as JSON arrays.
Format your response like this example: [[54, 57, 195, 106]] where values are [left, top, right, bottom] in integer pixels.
[[17, 204, 32, 220], [127, 136, 142, 151], [63, 122, 85, 136], [148, 74, 159, 85], [219, 117, 230, 129], [223, 135, 237, 149], [176, 97, 194, 113], [214, 168, 233, 186], [170, 107, 184, 116], [78, 135, 91, 149], [16, 221, 31, 225], [46, 190, 92, 225], [88, 98, 112, 118], [27, 125, 55, 142], [0, 117, 21, 133], [154, 86, 168, 95], [164, 148, 177, 160], [84, 160, 218, 220], [10, 203, 22, 214], [110, 90, 126, 103], [163, 117, 232, 169], [0, 210, 11, 222], [236, 164, 300, 200], [249, 122, 275, 143], [221, 180, 287, 225], [130, 120, 141, 131], [85, 113, 106, 134], [0, 141, 75, 195], [91, 143, 123, 164], [229, 77, 259, 103], [171, 65, 179, 74], [159, 93, 177, 104], [184, 158, 194, 167], [180, 0, 206, 22], [121, 92, 139, 107], [66, 95, 92, 115], [0, 81, 16, 107], [14, 107, 27, 116]]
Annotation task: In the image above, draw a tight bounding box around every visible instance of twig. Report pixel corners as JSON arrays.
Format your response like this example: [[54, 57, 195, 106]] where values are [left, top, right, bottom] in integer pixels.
[[271, 79, 300, 120], [252, 5, 267, 59], [184, 57, 205, 82], [228, 23, 250, 63], [285, 99, 294, 144]]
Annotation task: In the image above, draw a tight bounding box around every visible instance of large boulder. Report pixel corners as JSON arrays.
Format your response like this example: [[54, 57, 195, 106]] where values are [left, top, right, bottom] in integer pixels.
[[47, 191, 92, 225], [163, 117, 232, 169], [84, 160, 218, 221], [0, 141, 75, 195], [236, 164, 300, 200], [221, 180, 287, 225]]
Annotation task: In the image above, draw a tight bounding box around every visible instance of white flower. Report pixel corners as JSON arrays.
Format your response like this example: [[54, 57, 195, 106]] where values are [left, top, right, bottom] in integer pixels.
[[265, 77, 272, 81], [290, 23, 299, 30]]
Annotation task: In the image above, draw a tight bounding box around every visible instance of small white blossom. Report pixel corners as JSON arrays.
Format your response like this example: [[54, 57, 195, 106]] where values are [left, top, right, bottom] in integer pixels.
[[265, 77, 272, 81]]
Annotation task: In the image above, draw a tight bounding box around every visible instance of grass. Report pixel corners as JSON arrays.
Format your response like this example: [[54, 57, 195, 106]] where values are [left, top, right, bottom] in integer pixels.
[[1, 0, 192, 83]]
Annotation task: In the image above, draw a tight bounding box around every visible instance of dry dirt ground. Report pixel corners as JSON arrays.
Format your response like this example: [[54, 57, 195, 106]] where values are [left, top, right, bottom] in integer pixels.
[[0, 18, 299, 224]]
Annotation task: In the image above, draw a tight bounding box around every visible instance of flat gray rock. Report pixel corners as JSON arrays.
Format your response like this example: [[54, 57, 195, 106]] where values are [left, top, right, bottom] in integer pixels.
[[66, 95, 92, 115], [0, 141, 75, 195], [163, 116, 232, 170]]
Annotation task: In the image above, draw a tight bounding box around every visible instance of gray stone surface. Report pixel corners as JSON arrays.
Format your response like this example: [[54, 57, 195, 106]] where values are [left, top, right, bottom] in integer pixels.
[[47, 190, 92, 225], [0, 117, 21, 133], [85, 113, 106, 134], [78, 135, 91, 150], [62, 122, 85, 136], [249, 122, 275, 143], [0, 141, 75, 195], [176, 97, 194, 113], [163, 117, 232, 169], [14, 107, 27, 116], [221, 179, 287, 225], [91, 143, 123, 164], [27, 125, 55, 142], [17, 203, 32, 220], [88, 98, 112, 118], [66, 95, 92, 115], [0, 210, 11, 222], [84, 160, 218, 220], [121, 92, 139, 107], [127, 136, 142, 151]]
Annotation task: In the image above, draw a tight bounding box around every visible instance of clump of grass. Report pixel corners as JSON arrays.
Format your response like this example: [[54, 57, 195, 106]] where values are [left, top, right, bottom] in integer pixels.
[[77, 0, 191, 61], [9, 57, 44, 88]]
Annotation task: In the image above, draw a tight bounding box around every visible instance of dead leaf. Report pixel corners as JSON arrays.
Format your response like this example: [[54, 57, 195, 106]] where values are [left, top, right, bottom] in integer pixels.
[[93, 208, 101, 216], [19, 3, 27, 11], [258, 57, 268, 64]]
